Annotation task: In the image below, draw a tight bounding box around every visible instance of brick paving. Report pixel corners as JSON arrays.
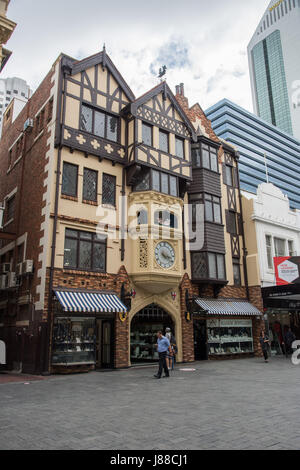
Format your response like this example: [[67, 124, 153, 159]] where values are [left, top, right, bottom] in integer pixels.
[[0, 357, 300, 450]]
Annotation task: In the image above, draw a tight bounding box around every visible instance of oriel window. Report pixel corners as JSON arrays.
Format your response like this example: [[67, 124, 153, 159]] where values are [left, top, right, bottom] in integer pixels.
[[62, 162, 78, 197]]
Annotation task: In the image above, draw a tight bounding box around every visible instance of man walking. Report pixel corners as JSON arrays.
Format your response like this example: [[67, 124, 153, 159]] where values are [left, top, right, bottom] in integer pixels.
[[154, 331, 171, 379]]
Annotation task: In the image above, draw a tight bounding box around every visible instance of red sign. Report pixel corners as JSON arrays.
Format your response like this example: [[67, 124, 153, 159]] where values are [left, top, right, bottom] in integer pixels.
[[274, 257, 300, 286]]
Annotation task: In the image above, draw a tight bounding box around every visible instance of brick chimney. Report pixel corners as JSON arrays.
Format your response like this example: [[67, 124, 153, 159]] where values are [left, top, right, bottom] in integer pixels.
[[175, 83, 190, 116]]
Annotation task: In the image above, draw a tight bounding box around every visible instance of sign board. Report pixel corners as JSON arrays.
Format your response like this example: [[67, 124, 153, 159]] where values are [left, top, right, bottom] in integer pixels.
[[0, 340, 6, 365], [274, 257, 300, 286]]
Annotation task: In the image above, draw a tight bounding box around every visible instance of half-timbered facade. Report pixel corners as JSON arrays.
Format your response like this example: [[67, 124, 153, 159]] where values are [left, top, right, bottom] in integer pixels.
[[0, 49, 264, 374]]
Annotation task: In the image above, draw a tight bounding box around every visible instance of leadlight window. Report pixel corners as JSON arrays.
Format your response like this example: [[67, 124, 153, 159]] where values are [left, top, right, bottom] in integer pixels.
[[189, 194, 221, 225], [64, 229, 106, 272], [191, 252, 207, 279], [175, 137, 184, 159], [208, 253, 226, 280], [133, 169, 178, 197], [102, 173, 116, 206], [225, 165, 233, 187], [233, 260, 241, 286], [226, 211, 237, 234], [83, 168, 98, 202], [192, 144, 218, 172], [62, 162, 78, 197], [80, 105, 119, 142], [159, 130, 169, 153], [205, 194, 221, 224], [142, 122, 153, 146]]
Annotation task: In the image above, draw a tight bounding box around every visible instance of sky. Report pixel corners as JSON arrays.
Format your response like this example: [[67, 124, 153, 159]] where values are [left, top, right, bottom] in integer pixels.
[[2, 0, 269, 112]]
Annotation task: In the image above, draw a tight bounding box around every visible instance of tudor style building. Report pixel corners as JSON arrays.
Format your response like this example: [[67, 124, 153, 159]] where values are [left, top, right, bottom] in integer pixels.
[[0, 49, 264, 374]]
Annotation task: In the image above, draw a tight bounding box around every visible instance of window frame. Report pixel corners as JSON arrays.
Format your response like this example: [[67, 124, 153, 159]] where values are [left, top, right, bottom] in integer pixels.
[[190, 193, 222, 225], [191, 251, 226, 281], [64, 229, 107, 273], [142, 122, 153, 147], [133, 169, 179, 197], [61, 162, 79, 198], [175, 136, 185, 159], [159, 129, 169, 153], [233, 260, 242, 286], [102, 173, 117, 206], [83, 167, 98, 203], [80, 104, 120, 143], [191, 143, 219, 172]]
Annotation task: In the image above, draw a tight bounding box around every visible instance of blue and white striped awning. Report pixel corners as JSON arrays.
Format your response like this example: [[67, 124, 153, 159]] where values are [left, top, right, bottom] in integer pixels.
[[195, 298, 262, 316], [54, 290, 127, 313]]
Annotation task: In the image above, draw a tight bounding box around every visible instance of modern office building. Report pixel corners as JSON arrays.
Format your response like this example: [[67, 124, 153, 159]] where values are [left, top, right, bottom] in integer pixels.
[[206, 99, 300, 210], [248, 0, 300, 138], [0, 77, 31, 135]]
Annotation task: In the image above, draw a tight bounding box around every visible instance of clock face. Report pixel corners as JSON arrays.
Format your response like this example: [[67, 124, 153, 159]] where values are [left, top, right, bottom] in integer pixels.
[[155, 242, 175, 269]]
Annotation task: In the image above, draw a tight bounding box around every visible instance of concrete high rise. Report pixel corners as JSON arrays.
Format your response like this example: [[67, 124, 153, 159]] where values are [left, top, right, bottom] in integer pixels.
[[0, 77, 31, 136], [248, 0, 300, 139]]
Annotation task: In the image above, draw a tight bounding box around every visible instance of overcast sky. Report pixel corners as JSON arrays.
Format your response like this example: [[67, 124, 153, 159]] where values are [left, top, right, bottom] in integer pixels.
[[3, 0, 268, 112]]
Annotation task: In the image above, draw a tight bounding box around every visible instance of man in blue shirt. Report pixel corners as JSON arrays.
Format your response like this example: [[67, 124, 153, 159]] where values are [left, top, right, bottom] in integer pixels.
[[154, 331, 171, 379]]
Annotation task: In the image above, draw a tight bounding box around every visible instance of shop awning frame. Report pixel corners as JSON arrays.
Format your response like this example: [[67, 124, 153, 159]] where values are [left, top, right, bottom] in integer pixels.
[[54, 290, 127, 313], [194, 298, 262, 316]]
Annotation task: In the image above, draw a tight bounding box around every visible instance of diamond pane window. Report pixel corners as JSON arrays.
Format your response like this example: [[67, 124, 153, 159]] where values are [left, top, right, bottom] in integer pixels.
[[107, 115, 118, 142], [175, 137, 184, 159], [94, 111, 105, 138], [64, 229, 106, 272], [80, 105, 93, 133], [159, 130, 169, 153], [102, 173, 116, 206], [192, 253, 207, 279], [62, 162, 78, 197], [142, 123, 152, 146], [83, 168, 98, 202]]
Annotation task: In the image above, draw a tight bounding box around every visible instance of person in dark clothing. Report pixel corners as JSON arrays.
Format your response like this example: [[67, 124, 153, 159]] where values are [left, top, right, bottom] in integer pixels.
[[260, 330, 270, 363], [154, 331, 171, 379], [284, 328, 296, 355]]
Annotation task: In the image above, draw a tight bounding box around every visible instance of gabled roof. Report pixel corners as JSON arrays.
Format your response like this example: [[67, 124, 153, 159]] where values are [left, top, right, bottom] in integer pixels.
[[130, 81, 196, 138], [66, 48, 135, 102]]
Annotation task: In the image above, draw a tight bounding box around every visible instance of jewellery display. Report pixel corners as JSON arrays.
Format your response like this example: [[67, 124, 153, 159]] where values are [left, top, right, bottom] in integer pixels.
[[52, 317, 96, 366], [207, 319, 254, 356], [130, 323, 164, 362]]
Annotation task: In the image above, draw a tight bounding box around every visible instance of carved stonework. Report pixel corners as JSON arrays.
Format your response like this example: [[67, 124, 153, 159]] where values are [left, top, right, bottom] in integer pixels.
[[139, 240, 148, 268]]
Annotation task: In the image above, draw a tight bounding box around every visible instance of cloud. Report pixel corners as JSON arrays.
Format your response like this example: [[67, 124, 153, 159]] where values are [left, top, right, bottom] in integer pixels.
[[3, 0, 268, 113]]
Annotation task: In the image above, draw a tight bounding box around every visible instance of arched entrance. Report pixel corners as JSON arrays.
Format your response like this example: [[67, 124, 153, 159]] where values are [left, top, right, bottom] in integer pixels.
[[131, 304, 174, 363]]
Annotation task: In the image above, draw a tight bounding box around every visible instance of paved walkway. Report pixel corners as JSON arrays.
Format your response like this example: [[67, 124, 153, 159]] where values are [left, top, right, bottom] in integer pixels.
[[0, 357, 299, 450]]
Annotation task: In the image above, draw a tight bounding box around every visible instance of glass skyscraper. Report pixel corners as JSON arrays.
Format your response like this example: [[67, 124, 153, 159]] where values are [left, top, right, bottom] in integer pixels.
[[206, 99, 300, 209], [248, 0, 300, 139]]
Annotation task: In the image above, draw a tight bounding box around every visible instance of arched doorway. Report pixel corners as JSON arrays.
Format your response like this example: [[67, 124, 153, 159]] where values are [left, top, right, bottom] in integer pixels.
[[131, 304, 174, 363]]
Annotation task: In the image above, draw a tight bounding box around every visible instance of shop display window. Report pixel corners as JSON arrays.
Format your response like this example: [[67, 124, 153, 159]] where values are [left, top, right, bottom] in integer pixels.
[[207, 319, 254, 355], [52, 317, 96, 366], [131, 323, 162, 362]]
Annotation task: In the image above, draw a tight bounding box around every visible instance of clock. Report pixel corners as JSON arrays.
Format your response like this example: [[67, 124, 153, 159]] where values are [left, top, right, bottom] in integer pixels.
[[155, 242, 175, 269]]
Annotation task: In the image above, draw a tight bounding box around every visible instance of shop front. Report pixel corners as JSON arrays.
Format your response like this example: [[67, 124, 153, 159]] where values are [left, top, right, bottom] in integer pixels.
[[51, 290, 127, 372], [192, 298, 262, 360], [262, 284, 300, 356], [130, 304, 174, 363]]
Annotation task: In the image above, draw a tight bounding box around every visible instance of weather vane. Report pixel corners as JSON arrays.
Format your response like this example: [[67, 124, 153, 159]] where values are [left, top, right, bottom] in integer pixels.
[[158, 65, 167, 81]]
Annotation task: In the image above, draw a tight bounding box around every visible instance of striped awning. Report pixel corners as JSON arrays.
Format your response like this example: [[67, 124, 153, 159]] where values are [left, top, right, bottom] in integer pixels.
[[195, 298, 262, 316], [54, 290, 127, 313]]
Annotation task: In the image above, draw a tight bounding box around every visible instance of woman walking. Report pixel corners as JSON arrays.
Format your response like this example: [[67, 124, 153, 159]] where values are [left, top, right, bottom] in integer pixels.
[[260, 330, 270, 363]]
